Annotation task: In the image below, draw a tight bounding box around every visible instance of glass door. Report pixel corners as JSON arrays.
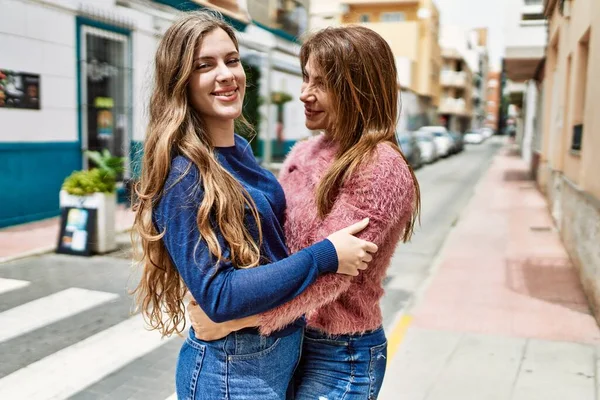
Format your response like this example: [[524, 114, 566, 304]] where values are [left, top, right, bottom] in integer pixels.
[[80, 26, 131, 179]]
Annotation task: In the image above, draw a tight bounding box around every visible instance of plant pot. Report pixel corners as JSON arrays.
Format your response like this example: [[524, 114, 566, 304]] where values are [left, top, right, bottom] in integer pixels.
[[59, 191, 117, 254]]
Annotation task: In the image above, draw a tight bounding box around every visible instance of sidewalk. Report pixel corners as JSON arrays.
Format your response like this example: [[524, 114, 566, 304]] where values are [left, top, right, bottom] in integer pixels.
[[382, 145, 600, 399], [0, 206, 135, 263]]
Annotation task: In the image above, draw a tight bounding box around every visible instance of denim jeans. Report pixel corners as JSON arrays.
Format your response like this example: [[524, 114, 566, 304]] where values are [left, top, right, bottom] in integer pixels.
[[294, 326, 387, 400], [176, 327, 303, 400]]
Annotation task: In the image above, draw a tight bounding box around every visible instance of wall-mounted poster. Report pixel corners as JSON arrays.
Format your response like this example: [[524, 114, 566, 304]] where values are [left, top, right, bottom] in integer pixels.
[[56, 207, 97, 256], [0, 69, 41, 109]]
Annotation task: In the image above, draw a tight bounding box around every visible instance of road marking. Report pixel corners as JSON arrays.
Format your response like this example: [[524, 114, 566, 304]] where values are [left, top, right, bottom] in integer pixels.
[[0, 277, 30, 295], [387, 314, 413, 364], [0, 287, 118, 343], [165, 394, 177, 400], [0, 313, 175, 399]]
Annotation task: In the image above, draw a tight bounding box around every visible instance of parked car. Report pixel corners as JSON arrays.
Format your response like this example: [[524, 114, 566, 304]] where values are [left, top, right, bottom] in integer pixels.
[[418, 126, 453, 157], [480, 127, 494, 139], [396, 131, 422, 169], [415, 130, 438, 164], [464, 130, 484, 144], [448, 131, 464, 153]]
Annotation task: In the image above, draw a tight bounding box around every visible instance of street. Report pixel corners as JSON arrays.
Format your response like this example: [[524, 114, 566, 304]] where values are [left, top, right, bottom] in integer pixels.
[[0, 140, 500, 399]]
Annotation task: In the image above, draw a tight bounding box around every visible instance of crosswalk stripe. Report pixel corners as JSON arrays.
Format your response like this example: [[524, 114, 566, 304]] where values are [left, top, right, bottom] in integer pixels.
[[0, 287, 119, 344], [165, 394, 177, 400], [0, 313, 175, 399], [0, 277, 30, 295]]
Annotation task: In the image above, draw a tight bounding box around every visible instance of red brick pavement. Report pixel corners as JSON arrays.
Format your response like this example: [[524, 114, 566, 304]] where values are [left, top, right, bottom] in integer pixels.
[[411, 147, 600, 344]]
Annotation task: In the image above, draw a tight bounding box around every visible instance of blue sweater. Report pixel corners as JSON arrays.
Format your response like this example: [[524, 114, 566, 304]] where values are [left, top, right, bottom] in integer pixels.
[[153, 135, 338, 335]]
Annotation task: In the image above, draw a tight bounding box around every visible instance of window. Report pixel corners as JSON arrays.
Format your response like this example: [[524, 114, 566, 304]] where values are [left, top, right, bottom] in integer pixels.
[[359, 14, 370, 22], [380, 12, 406, 22], [522, 13, 545, 21], [572, 29, 590, 151], [524, 0, 542, 5]]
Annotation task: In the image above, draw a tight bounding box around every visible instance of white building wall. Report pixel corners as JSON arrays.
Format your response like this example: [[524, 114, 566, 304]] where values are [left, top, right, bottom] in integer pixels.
[[132, 31, 160, 142], [0, 0, 77, 142], [309, 0, 342, 30], [0, 0, 160, 144], [521, 80, 538, 164], [504, 0, 547, 49]]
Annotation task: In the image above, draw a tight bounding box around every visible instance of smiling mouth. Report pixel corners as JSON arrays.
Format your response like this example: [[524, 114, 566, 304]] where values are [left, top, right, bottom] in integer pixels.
[[212, 88, 238, 97], [305, 109, 323, 117]]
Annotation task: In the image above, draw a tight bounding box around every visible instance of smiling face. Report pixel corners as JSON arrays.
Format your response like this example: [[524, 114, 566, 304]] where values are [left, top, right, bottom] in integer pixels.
[[188, 28, 246, 125], [300, 56, 332, 131]]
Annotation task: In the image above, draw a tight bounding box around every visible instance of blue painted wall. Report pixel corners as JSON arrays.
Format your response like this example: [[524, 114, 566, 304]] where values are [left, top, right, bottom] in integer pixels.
[[0, 142, 81, 228], [257, 139, 297, 161]]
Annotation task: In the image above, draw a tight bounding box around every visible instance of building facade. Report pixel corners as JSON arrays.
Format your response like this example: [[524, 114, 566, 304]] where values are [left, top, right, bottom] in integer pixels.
[[339, 0, 442, 130], [537, 0, 600, 323], [502, 0, 547, 164], [438, 25, 490, 133], [485, 70, 502, 132], [0, 0, 311, 228], [467, 28, 490, 131], [438, 48, 473, 133]]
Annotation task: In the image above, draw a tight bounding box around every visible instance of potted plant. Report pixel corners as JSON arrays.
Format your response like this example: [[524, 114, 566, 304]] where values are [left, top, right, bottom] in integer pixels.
[[59, 150, 125, 254]]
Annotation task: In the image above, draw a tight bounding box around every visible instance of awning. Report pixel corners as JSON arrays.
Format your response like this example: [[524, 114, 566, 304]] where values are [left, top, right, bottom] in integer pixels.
[[504, 46, 545, 82]]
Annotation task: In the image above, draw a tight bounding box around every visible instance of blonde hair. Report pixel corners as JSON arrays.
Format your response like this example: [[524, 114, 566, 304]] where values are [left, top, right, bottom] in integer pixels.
[[132, 11, 262, 336], [301, 26, 421, 242]]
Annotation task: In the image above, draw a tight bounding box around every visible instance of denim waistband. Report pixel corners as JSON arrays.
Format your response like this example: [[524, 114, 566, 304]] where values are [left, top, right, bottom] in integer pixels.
[[304, 326, 386, 347]]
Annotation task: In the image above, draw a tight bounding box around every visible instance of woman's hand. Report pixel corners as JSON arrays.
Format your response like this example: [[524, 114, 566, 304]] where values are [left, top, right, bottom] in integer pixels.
[[187, 300, 259, 340], [326, 218, 378, 276]]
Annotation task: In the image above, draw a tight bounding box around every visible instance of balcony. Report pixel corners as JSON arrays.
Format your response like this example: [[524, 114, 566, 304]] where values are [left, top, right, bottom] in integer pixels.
[[439, 97, 471, 116], [440, 70, 467, 88]]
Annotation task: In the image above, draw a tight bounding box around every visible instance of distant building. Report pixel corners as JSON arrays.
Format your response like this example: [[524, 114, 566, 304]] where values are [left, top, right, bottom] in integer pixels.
[[438, 48, 473, 133], [338, 0, 442, 130], [502, 0, 547, 164], [485, 71, 501, 132]]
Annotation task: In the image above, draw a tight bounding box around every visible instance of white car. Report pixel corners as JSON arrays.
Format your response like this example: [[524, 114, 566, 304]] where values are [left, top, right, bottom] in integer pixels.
[[418, 126, 453, 157], [480, 127, 494, 139], [464, 131, 484, 144], [415, 131, 438, 163]]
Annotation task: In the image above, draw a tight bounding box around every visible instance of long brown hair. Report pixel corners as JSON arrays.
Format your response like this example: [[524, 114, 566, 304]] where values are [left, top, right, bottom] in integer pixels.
[[131, 11, 262, 336], [301, 26, 421, 241]]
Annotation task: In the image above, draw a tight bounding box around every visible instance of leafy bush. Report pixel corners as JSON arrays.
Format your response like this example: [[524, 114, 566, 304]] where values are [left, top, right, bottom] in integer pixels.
[[85, 149, 125, 178], [62, 168, 116, 196], [61, 150, 125, 196]]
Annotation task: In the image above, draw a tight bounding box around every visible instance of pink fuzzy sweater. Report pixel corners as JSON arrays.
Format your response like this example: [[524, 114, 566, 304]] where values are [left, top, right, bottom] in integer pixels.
[[257, 134, 416, 336]]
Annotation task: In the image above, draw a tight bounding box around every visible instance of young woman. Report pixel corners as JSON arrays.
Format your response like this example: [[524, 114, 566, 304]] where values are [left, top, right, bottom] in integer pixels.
[[131, 12, 379, 400], [188, 26, 421, 399]]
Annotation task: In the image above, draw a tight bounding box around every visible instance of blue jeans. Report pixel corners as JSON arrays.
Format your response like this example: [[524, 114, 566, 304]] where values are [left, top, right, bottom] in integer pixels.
[[294, 326, 387, 400], [176, 327, 303, 400]]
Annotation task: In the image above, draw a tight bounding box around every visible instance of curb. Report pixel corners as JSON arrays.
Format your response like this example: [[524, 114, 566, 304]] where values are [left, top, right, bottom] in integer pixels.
[[0, 226, 133, 266]]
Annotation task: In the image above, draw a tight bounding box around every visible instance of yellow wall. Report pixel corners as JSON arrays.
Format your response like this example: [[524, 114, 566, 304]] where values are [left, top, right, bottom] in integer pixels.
[[342, 4, 419, 23], [540, 0, 600, 198], [341, 0, 440, 105], [357, 22, 419, 60]]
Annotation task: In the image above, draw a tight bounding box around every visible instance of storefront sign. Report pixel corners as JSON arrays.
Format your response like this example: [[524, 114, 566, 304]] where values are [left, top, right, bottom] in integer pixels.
[[56, 207, 97, 256], [0, 69, 40, 109]]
